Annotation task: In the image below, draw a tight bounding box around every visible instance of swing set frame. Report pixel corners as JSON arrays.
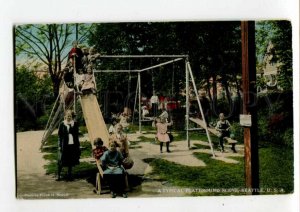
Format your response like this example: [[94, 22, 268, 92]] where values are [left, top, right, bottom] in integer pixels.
[[94, 55, 215, 157]]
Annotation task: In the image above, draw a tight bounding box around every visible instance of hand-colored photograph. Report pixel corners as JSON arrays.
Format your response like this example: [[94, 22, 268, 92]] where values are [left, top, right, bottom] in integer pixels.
[[15, 21, 293, 199]]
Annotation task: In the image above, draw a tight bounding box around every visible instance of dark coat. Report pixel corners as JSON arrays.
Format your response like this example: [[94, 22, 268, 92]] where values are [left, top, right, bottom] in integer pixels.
[[68, 47, 84, 71], [58, 121, 80, 167]]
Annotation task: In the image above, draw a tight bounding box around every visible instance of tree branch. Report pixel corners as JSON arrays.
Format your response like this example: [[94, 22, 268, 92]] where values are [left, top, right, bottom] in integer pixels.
[[17, 27, 50, 57], [16, 28, 50, 60], [16, 36, 49, 64], [32, 25, 50, 40]]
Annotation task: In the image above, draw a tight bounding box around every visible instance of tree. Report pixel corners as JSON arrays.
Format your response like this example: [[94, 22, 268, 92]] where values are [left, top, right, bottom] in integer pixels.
[[15, 65, 53, 131], [255, 21, 292, 91], [88, 22, 243, 118], [15, 24, 94, 96]]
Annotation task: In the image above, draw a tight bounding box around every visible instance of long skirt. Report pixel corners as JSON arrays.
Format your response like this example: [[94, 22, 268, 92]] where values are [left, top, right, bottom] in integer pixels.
[[59, 144, 80, 167]]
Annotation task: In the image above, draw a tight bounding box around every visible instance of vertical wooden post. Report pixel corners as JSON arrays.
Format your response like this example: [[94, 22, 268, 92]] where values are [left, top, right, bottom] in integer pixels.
[[75, 23, 78, 41], [241, 21, 259, 194]]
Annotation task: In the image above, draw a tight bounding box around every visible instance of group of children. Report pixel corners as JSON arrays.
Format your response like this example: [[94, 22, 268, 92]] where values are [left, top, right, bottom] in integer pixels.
[[92, 122, 131, 198], [63, 40, 100, 95]]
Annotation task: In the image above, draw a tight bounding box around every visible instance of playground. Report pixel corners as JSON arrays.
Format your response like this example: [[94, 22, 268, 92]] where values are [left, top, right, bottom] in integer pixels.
[[15, 51, 294, 199], [17, 127, 247, 199], [14, 22, 294, 199]]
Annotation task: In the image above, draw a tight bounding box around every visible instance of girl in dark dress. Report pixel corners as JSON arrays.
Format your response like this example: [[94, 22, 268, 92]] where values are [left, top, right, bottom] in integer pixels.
[[57, 110, 81, 180]]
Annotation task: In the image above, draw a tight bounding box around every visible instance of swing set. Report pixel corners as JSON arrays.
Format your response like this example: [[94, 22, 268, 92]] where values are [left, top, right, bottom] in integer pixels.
[[93, 54, 216, 157], [41, 54, 217, 158]]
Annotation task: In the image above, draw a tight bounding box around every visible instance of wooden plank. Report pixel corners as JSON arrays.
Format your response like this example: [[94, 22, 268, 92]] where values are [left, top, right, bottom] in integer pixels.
[[189, 117, 238, 153], [80, 94, 110, 147], [224, 137, 238, 144], [142, 117, 155, 121], [186, 128, 204, 131], [189, 117, 218, 135]]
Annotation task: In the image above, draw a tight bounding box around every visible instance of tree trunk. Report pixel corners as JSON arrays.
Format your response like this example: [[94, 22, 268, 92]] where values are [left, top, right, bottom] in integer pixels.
[[206, 77, 212, 102], [223, 78, 233, 110], [212, 74, 218, 116]]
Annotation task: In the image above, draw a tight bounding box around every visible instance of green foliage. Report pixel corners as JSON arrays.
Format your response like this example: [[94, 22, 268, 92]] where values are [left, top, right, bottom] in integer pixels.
[[89, 22, 242, 106], [36, 114, 50, 129], [79, 126, 88, 134], [257, 91, 293, 146], [15, 66, 54, 131], [282, 128, 293, 148], [80, 141, 93, 158], [229, 122, 243, 142], [256, 21, 292, 91], [15, 23, 95, 95]]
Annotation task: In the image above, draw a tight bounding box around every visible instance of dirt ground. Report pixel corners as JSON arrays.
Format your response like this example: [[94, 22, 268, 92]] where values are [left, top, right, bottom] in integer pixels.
[[16, 130, 244, 199]]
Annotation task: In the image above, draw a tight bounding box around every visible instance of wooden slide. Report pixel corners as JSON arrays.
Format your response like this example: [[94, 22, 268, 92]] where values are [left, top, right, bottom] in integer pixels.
[[80, 94, 110, 148]]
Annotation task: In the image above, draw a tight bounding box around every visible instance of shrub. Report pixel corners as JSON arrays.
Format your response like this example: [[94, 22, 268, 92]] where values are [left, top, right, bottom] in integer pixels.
[[256, 91, 293, 147], [230, 122, 243, 142], [282, 128, 293, 148]]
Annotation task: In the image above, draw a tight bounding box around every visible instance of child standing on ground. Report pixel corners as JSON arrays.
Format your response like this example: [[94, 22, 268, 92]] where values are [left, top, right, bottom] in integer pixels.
[[215, 113, 231, 152], [155, 117, 173, 153]]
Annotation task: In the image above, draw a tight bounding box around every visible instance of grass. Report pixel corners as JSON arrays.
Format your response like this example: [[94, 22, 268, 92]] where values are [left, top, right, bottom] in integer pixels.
[[147, 153, 246, 196], [79, 126, 88, 134], [127, 124, 156, 133], [147, 144, 294, 196], [259, 144, 294, 194], [191, 143, 211, 150], [42, 130, 294, 196], [42, 134, 94, 178]]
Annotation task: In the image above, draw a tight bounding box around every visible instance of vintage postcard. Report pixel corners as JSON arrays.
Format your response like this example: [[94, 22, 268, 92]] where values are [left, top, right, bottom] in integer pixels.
[[15, 20, 294, 197], [2, 0, 299, 211]]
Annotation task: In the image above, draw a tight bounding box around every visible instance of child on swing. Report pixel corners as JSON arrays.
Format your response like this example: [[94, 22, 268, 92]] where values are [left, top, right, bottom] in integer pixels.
[[215, 113, 231, 152]]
